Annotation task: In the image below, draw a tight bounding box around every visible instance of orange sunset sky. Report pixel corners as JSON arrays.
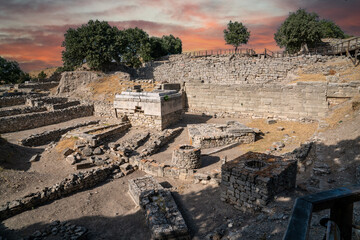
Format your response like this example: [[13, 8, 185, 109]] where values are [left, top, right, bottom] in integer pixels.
[[0, 0, 359, 72]]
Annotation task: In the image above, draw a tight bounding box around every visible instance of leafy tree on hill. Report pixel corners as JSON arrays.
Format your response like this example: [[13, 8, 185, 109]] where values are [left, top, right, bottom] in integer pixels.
[[149, 35, 182, 59], [223, 21, 250, 51], [274, 9, 348, 53], [0, 56, 29, 84], [150, 36, 167, 59], [319, 19, 346, 39], [62, 20, 119, 71], [62, 20, 183, 70], [119, 27, 152, 68], [274, 9, 322, 53], [161, 34, 182, 55]]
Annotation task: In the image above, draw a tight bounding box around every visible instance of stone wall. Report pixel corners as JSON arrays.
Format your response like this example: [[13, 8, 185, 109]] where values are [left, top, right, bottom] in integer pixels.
[[0, 105, 94, 133], [48, 101, 80, 110], [94, 101, 115, 118], [26, 96, 68, 107], [0, 95, 27, 107], [326, 82, 360, 98], [185, 81, 360, 120], [0, 162, 123, 221], [20, 120, 99, 147], [128, 176, 190, 239], [188, 122, 256, 149], [221, 152, 297, 212], [135, 54, 337, 85], [16, 81, 59, 91], [185, 82, 330, 120], [0, 106, 47, 117]]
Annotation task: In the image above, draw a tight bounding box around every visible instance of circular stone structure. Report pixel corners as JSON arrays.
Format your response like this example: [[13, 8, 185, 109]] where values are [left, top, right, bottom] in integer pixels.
[[172, 145, 201, 169]]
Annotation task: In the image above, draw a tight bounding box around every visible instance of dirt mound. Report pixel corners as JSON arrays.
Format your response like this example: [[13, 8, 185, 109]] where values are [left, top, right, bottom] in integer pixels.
[[55, 71, 157, 103]]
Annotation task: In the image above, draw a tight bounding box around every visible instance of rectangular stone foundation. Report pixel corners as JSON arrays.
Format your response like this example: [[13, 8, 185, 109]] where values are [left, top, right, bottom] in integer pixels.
[[128, 176, 190, 239], [221, 152, 297, 212], [114, 90, 183, 130], [188, 121, 255, 149]]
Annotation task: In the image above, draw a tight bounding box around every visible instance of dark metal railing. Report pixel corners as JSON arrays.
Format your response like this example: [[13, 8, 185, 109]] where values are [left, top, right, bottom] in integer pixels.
[[283, 185, 360, 240]]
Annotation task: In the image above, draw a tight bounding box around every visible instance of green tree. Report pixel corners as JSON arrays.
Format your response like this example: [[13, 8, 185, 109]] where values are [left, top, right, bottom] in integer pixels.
[[161, 34, 182, 54], [319, 19, 346, 39], [0, 56, 24, 84], [62, 20, 183, 70], [150, 37, 166, 59], [18, 72, 31, 83], [149, 35, 182, 59], [62, 20, 119, 71], [274, 9, 322, 53], [38, 71, 47, 80], [223, 21, 250, 51], [119, 27, 151, 68]]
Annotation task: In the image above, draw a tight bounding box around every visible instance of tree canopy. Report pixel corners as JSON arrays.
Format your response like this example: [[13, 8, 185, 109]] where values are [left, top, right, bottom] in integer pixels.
[[62, 20, 119, 71], [274, 9, 347, 53], [62, 20, 182, 70], [0, 56, 30, 84], [319, 19, 346, 39], [223, 21, 250, 51]]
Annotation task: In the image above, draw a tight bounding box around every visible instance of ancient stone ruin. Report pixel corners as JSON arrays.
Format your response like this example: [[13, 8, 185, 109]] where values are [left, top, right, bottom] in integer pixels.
[[114, 89, 183, 130], [172, 144, 201, 170], [188, 121, 256, 148], [221, 152, 297, 212], [128, 176, 190, 239], [1, 50, 360, 239]]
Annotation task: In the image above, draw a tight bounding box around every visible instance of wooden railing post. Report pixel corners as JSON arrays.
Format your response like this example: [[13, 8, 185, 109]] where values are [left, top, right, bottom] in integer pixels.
[[330, 203, 353, 240]]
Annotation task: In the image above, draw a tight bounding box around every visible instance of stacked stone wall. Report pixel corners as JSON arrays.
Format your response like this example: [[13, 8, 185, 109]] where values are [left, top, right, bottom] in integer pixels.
[[0, 96, 27, 107], [20, 120, 99, 146], [185, 81, 360, 120], [0, 105, 94, 133], [185, 82, 330, 120], [0, 106, 47, 117], [48, 101, 80, 110], [0, 163, 121, 221], [135, 54, 338, 84], [16, 81, 59, 91]]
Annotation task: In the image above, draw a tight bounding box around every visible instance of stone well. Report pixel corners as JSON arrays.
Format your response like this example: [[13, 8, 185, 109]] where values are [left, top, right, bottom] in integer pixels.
[[172, 144, 201, 170], [221, 152, 297, 212]]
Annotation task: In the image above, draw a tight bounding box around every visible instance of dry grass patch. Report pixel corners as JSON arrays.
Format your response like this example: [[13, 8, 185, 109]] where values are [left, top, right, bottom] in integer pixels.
[[322, 96, 360, 130], [55, 137, 78, 153], [87, 75, 157, 102], [339, 65, 360, 82], [238, 119, 318, 153], [290, 73, 326, 84]]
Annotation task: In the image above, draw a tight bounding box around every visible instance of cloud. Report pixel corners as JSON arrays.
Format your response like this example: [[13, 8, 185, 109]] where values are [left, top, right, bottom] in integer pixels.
[[0, 0, 359, 71]]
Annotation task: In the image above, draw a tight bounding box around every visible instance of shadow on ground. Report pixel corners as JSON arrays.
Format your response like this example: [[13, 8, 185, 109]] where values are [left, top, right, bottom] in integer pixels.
[[1, 133, 359, 239], [0, 137, 44, 171]]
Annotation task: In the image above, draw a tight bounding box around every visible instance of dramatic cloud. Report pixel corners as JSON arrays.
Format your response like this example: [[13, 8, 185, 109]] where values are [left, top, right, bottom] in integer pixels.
[[0, 0, 358, 71]]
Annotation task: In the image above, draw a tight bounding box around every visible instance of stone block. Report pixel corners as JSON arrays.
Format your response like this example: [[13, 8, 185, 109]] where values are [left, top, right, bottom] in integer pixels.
[[221, 152, 297, 212]]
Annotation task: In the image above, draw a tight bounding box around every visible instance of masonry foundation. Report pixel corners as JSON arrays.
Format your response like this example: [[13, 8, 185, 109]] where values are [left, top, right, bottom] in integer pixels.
[[221, 152, 297, 212]]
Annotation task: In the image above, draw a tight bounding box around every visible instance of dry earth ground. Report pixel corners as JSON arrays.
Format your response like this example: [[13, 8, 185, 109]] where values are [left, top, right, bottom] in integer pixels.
[[0, 105, 359, 239]]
